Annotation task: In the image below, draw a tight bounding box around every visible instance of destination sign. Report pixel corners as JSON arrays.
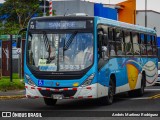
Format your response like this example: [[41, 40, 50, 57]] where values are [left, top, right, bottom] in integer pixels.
[[29, 20, 93, 30]]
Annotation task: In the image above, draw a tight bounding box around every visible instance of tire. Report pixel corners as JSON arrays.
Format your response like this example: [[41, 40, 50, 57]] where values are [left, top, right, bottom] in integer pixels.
[[44, 98, 57, 106], [128, 74, 145, 97], [135, 74, 145, 97], [100, 79, 115, 105]]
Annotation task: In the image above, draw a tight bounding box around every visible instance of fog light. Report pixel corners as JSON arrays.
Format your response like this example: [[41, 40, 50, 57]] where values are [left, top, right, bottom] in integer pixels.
[[73, 82, 79, 87]]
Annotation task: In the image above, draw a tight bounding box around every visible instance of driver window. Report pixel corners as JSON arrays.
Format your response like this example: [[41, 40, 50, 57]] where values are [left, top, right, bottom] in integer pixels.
[[102, 26, 109, 59], [97, 25, 109, 60]]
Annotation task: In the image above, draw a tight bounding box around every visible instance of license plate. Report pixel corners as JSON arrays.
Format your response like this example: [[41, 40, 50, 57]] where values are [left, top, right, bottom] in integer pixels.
[[52, 94, 63, 99]]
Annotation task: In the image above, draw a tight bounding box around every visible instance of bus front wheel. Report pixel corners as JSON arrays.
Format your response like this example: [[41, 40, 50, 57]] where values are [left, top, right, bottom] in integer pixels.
[[100, 79, 115, 105], [44, 98, 57, 106]]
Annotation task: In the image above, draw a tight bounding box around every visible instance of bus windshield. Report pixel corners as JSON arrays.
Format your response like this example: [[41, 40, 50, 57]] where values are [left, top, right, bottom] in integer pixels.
[[27, 32, 93, 72]]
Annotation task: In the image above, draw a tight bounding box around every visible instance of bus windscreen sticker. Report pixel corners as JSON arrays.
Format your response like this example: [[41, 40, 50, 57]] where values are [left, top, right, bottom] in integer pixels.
[[38, 59, 47, 66], [39, 66, 57, 71]]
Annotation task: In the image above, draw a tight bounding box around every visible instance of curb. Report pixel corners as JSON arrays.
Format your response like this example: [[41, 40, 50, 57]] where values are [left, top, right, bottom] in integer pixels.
[[0, 95, 25, 100]]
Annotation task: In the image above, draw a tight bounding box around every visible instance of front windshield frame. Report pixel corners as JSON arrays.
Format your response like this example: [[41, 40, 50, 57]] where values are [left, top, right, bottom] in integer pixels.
[[26, 29, 94, 73]]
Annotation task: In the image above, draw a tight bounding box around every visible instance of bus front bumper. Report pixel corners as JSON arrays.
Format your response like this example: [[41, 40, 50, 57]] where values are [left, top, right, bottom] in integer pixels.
[[25, 83, 98, 99]]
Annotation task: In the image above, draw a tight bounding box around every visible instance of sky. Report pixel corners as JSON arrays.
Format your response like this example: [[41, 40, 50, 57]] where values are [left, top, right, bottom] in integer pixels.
[[0, 0, 160, 12]]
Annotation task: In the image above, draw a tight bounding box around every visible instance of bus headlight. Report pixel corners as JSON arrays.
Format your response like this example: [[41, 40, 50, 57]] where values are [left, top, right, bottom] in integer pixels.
[[81, 74, 95, 87], [25, 74, 36, 86]]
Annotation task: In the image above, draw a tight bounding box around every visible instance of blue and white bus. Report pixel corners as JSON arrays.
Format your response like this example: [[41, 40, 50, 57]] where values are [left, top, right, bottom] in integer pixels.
[[18, 15, 158, 105]]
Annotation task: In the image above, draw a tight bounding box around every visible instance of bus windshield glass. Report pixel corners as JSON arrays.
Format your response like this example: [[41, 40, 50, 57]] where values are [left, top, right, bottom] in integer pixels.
[[27, 32, 93, 72]]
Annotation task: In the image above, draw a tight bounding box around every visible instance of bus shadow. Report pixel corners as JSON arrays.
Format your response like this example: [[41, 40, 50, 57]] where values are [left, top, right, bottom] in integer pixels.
[[35, 91, 154, 110], [37, 94, 130, 110]]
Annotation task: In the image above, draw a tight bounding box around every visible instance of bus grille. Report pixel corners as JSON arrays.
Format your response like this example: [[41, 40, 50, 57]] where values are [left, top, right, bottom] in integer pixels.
[[39, 90, 77, 97]]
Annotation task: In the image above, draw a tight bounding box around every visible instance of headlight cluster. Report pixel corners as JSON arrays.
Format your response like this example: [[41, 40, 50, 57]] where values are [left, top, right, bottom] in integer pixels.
[[81, 74, 95, 87], [25, 74, 36, 86]]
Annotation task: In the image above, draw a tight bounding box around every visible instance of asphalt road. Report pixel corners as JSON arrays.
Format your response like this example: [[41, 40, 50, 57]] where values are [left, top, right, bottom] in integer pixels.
[[0, 85, 160, 119]]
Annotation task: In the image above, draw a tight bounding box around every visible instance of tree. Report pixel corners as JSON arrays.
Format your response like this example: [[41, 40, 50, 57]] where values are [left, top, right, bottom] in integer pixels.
[[0, 0, 56, 35], [1, 0, 43, 28]]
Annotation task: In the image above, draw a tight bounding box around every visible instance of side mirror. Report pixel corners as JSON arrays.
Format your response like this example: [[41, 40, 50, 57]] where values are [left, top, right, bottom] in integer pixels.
[[16, 28, 27, 48]]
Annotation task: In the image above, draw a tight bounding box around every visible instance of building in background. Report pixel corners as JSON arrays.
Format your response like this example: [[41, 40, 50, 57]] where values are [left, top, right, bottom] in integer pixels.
[[52, 0, 118, 20], [52, 0, 160, 52], [136, 10, 160, 46], [94, 3, 118, 20], [117, 0, 136, 24]]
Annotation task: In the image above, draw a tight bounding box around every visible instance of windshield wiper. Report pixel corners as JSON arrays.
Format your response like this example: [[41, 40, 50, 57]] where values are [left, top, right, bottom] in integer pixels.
[[42, 31, 52, 63], [64, 31, 78, 50], [43, 31, 50, 52]]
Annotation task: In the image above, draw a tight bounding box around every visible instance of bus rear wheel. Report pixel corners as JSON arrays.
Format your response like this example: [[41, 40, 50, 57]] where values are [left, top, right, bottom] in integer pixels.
[[44, 98, 57, 106], [135, 74, 145, 96], [100, 79, 115, 105]]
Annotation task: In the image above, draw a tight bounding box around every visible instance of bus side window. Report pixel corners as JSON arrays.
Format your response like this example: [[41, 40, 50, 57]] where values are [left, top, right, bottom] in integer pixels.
[[102, 26, 109, 59], [152, 36, 157, 56], [124, 31, 133, 55], [102, 33, 109, 60], [115, 29, 125, 56], [97, 25, 109, 59], [108, 28, 116, 56], [147, 35, 152, 55], [140, 34, 147, 56], [132, 32, 140, 55]]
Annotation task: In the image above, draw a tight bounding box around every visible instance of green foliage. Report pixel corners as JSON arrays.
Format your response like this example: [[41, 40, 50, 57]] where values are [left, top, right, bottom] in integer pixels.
[[0, 0, 56, 35], [0, 73, 24, 91], [0, 0, 56, 36], [0, 22, 20, 35]]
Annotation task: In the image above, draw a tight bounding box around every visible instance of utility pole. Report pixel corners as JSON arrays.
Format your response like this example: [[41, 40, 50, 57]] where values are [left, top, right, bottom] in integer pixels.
[[145, 0, 147, 27], [43, 0, 46, 16], [10, 35, 12, 82], [49, 0, 52, 16]]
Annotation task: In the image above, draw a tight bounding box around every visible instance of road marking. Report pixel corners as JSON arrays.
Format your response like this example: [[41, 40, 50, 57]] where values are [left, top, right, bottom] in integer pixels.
[[129, 97, 150, 100], [149, 94, 160, 99], [117, 96, 160, 100], [115, 97, 150, 100], [115, 93, 160, 100], [145, 89, 160, 91], [129, 94, 160, 100], [21, 98, 27, 100]]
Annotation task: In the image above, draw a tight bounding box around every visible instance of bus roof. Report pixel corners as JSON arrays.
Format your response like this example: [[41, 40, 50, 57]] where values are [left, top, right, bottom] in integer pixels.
[[30, 16, 156, 35], [30, 16, 94, 21], [96, 16, 156, 34]]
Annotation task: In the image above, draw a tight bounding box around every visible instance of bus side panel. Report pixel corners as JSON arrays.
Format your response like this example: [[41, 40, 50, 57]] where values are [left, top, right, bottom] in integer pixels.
[[97, 58, 129, 97], [141, 57, 158, 87], [97, 57, 157, 98]]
